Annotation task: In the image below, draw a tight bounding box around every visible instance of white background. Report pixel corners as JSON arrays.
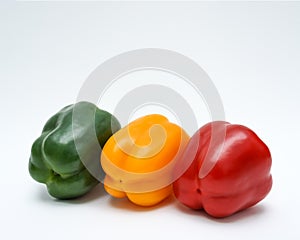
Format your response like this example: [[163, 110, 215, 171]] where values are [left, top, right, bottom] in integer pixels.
[[1, 1, 300, 239]]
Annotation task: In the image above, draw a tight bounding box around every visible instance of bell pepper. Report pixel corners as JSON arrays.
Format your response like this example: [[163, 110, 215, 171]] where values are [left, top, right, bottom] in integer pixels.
[[173, 121, 272, 217], [29, 101, 121, 199], [101, 114, 189, 206]]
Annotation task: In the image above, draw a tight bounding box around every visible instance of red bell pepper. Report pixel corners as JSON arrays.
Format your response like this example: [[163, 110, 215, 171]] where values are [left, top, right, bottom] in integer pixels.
[[173, 121, 272, 218]]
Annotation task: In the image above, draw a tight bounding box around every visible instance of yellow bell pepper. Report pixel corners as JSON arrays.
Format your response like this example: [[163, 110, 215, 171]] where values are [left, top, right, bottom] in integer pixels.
[[100, 114, 189, 206]]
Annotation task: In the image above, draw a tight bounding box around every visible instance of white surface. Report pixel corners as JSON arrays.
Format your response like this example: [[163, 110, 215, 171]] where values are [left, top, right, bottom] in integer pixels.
[[1, 1, 300, 239]]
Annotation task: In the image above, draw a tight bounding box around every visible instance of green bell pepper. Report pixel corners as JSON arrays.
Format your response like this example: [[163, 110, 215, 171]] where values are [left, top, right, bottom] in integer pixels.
[[29, 101, 121, 199]]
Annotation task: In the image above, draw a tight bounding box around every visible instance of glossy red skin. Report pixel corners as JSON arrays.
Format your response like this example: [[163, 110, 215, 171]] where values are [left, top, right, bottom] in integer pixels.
[[173, 121, 272, 218]]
